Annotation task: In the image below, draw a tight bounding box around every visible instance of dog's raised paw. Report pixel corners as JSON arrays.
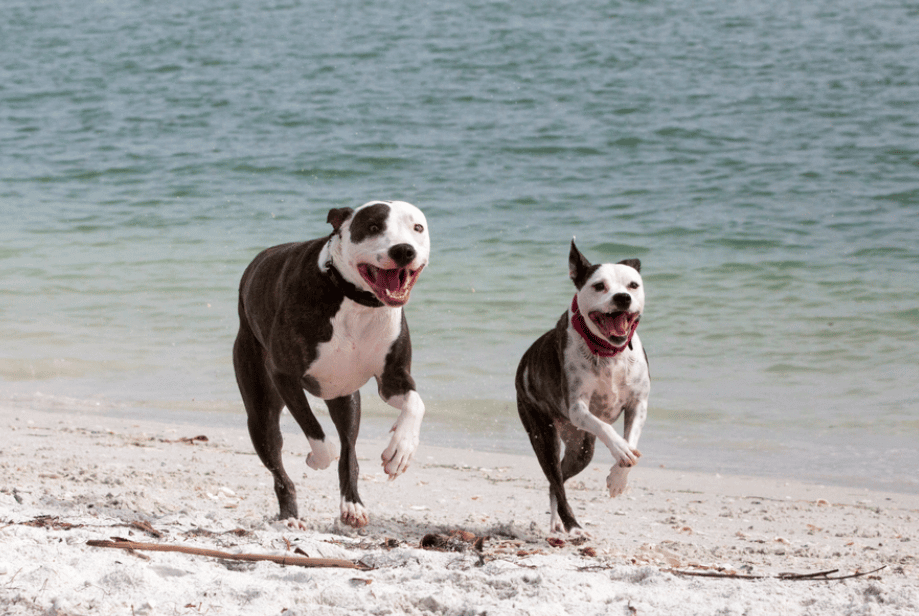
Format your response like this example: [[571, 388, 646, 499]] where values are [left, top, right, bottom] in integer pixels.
[[381, 451, 410, 479], [381, 430, 418, 478], [607, 464, 631, 497], [306, 438, 340, 470]]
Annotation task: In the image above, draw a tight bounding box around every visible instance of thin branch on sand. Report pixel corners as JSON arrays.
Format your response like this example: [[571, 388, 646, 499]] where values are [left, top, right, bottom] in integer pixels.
[[663, 565, 887, 581], [87, 539, 370, 570]]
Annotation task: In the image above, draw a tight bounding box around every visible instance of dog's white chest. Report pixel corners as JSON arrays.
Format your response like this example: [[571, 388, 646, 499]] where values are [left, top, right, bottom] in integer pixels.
[[305, 303, 402, 399], [564, 333, 647, 423]]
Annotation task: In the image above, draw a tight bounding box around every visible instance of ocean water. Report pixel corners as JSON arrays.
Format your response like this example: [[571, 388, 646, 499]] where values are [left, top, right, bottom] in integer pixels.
[[2, 0, 917, 492]]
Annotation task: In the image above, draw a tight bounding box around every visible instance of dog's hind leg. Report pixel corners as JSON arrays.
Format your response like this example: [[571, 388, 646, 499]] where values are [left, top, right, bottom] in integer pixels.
[[234, 326, 298, 520], [327, 392, 368, 528], [559, 427, 597, 483], [516, 400, 582, 534]]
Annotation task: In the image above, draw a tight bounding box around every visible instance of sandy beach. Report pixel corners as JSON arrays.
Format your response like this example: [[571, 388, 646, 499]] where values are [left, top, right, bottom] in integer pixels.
[[2, 402, 917, 616]]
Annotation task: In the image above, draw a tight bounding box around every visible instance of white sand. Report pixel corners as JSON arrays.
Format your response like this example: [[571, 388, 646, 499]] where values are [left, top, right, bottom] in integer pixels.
[[2, 403, 917, 615]]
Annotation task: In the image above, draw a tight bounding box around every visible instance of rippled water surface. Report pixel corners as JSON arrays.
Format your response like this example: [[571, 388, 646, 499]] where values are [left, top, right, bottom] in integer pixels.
[[2, 0, 917, 490]]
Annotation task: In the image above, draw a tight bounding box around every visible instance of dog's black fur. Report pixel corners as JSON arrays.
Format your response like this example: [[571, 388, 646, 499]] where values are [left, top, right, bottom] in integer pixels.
[[233, 205, 422, 523]]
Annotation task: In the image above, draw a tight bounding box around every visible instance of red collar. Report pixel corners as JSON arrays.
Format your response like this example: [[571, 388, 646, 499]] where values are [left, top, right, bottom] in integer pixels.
[[570, 295, 638, 358]]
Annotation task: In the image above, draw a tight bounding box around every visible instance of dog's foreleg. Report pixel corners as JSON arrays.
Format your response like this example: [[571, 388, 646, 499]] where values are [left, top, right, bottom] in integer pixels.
[[327, 393, 368, 528], [604, 398, 648, 497], [622, 398, 648, 452], [271, 372, 339, 472], [568, 401, 637, 496], [605, 465, 631, 497], [379, 390, 425, 478], [567, 400, 641, 467], [306, 437, 340, 470]]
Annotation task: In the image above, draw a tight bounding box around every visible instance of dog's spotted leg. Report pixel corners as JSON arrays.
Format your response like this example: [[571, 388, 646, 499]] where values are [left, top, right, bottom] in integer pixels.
[[380, 390, 425, 478], [568, 400, 640, 467], [623, 398, 648, 451], [568, 397, 642, 498], [606, 464, 632, 497]]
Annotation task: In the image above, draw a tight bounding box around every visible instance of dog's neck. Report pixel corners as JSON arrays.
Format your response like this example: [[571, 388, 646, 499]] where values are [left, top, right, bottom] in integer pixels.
[[320, 236, 385, 308], [324, 261, 384, 308], [569, 294, 637, 358]]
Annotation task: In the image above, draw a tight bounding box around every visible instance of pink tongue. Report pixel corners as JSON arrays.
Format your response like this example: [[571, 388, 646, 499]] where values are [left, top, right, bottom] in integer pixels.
[[594, 312, 631, 337], [376, 268, 407, 294]]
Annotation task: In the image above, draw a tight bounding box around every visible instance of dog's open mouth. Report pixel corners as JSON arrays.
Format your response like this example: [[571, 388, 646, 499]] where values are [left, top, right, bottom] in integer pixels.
[[588, 310, 639, 340], [358, 264, 424, 307]]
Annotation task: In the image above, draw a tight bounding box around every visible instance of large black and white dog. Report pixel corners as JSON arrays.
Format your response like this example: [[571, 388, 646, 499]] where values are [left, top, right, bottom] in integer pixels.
[[516, 240, 649, 534], [233, 200, 430, 528]]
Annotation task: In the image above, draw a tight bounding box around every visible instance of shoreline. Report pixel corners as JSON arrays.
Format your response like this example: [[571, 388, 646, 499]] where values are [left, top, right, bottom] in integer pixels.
[[5, 388, 918, 497], [2, 403, 918, 615]]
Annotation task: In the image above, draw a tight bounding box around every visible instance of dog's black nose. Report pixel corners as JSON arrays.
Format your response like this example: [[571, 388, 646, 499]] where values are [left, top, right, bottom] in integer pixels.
[[388, 243, 417, 267], [612, 293, 632, 309]]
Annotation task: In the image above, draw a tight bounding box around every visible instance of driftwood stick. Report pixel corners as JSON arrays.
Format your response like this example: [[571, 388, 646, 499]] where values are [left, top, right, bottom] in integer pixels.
[[87, 539, 369, 570], [778, 568, 840, 579], [781, 566, 886, 581], [664, 565, 886, 581]]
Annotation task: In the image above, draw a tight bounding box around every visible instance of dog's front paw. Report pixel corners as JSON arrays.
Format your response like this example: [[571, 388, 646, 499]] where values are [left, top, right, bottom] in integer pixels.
[[306, 438, 340, 470], [610, 444, 641, 468], [381, 426, 418, 479], [340, 498, 369, 528], [607, 464, 632, 497]]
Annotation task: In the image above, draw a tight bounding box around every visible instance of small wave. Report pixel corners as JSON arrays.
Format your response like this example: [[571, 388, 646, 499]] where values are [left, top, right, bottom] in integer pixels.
[[764, 363, 822, 374], [872, 188, 919, 205], [887, 307, 919, 325], [591, 241, 651, 257], [850, 246, 916, 259], [704, 237, 785, 250]]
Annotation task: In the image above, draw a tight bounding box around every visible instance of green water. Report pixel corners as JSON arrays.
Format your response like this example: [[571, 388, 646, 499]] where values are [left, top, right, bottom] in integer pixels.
[[2, 0, 917, 490]]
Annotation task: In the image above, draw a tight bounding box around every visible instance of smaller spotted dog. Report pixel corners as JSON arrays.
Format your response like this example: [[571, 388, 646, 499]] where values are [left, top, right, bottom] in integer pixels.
[[516, 240, 650, 534]]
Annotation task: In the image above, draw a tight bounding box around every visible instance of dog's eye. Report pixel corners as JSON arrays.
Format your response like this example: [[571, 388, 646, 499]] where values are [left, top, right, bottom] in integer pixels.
[[369, 224, 380, 233], [414, 224, 424, 233], [592, 282, 606, 292], [628, 282, 640, 290]]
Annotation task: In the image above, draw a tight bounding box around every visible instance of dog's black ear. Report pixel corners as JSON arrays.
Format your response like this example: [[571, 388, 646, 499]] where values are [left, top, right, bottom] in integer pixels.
[[569, 239, 593, 289], [618, 258, 641, 273], [326, 207, 354, 233]]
